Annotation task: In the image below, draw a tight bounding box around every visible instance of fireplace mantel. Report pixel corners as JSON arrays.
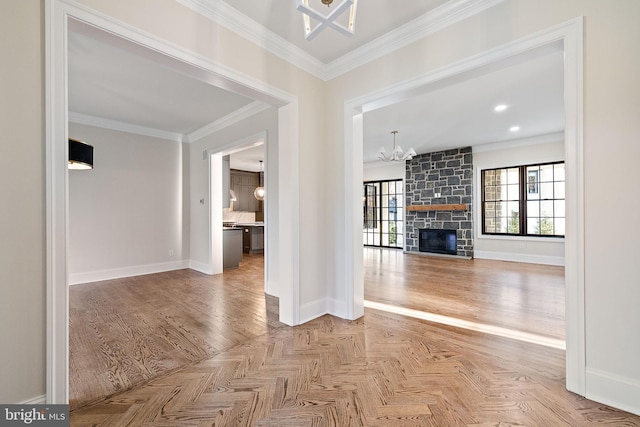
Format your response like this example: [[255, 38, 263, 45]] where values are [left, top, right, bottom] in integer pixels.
[[407, 204, 468, 212]]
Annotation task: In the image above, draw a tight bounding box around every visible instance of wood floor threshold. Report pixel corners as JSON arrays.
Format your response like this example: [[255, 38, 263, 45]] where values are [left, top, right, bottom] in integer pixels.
[[70, 302, 564, 414], [364, 300, 566, 350], [69, 312, 556, 417], [69, 351, 210, 413]]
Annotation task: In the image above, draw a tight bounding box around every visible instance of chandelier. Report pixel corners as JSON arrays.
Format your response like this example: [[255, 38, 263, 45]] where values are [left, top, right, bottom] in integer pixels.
[[377, 131, 417, 162], [296, 0, 358, 41]]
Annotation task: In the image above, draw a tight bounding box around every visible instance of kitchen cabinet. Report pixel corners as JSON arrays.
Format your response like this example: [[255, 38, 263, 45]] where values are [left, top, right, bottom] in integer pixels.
[[223, 155, 231, 208], [242, 225, 264, 254], [230, 170, 259, 212]]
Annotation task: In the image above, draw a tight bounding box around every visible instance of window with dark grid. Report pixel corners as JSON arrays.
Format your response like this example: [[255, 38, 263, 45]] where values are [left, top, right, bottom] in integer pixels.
[[363, 179, 404, 248], [481, 162, 565, 237]]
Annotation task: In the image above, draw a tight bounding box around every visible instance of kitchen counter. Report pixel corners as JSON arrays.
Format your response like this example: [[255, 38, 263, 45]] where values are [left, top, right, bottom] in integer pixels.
[[223, 228, 243, 269], [222, 221, 263, 229], [238, 224, 264, 254]]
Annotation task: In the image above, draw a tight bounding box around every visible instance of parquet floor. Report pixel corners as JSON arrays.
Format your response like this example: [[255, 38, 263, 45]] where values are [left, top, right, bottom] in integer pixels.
[[69, 251, 640, 425]]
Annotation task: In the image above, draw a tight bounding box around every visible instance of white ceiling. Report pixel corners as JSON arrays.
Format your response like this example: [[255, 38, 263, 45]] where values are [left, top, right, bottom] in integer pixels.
[[68, 0, 564, 170], [363, 48, 564, 163], [68, 21, 259, 139], [228, 144, 266, 172]]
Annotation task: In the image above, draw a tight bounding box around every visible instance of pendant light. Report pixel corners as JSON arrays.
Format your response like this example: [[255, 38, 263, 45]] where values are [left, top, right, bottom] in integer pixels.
[[254, 160, 265, 201]]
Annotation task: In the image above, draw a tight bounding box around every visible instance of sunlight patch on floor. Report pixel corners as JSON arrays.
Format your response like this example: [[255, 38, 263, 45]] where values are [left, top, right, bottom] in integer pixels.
[[364, 300, 566, 350]]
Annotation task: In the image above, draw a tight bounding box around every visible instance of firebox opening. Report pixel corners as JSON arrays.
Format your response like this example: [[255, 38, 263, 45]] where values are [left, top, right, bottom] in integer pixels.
[[419, 228, 457, 255]]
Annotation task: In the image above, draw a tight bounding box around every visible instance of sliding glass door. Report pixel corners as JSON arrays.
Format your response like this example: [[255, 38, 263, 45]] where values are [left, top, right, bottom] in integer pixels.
[[363, 179, 404, 248]]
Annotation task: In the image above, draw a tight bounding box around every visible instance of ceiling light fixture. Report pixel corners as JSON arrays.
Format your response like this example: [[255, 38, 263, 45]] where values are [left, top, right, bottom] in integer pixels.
[[68, 138, 94, 170], [378, 131, 416, 162], [254, 160, 265, 201], [296, 0, 358, 41], [510, 126, 521, 132], [494, 104, 508, 112]]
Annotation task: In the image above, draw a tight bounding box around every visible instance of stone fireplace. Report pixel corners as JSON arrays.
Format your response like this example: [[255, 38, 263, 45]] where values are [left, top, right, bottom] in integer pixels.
[[405, 147, 473, 258]]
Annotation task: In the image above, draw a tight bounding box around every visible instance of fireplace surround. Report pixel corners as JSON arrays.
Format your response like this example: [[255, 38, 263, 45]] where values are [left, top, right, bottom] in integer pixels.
[[405, 147, 473, 257], [419, 228, 457, 255]]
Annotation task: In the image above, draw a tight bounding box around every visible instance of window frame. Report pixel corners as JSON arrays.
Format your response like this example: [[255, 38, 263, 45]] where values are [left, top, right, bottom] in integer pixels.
[[481, 161, 565, 238]]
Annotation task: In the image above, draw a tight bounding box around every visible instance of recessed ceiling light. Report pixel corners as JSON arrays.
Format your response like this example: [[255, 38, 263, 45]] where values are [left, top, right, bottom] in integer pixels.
[[494, 104, 508, 112], [510, 126, 520, 132]]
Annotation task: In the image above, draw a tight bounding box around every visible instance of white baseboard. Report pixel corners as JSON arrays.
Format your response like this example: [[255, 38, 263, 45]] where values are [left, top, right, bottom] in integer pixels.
[[299, 298, 329, 325], [299, 297, 355, 322], [69, 260, 190, 285], [474, 250, 564, 266], [327, 297, 349, 320], [188, 259, 213, 275], [586, 367, 640, 416], [20, 395, 46, 404], [297, 297, 360, 323]]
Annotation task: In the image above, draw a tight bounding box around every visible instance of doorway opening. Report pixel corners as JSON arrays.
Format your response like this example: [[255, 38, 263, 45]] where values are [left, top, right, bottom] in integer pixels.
[[210, 137, 267, 292], [345, 20, 584, 394], [46, 1, 300, 403]]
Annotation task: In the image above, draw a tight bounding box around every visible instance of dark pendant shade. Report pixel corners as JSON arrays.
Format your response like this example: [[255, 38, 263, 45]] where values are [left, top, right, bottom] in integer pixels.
[[68, 138, 93, 170]]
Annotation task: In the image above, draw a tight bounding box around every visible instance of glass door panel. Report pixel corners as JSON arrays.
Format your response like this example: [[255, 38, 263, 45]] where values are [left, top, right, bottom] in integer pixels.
[[363, 179, 404, 249]]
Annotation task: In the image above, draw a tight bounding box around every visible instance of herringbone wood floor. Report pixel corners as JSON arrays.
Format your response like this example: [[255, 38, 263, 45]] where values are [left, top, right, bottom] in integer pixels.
[[69, 251, 640, 425]]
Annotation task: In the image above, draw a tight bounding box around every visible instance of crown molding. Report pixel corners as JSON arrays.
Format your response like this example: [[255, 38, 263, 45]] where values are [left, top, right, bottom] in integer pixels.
[[324, 0, 506, 80], [175, 0, 505, 81], [70, 102, 271, 144], [175, 0, 328, 79], [69, 111, 184, 142], [184, 101, 271, 143]]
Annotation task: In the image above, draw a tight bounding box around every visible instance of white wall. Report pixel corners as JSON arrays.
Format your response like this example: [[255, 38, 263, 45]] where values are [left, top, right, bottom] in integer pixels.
[[68, 123, 186, 284], [0, 0, 45, 404], [580, 2, 640, 410], [473, 136, 565, 265]]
